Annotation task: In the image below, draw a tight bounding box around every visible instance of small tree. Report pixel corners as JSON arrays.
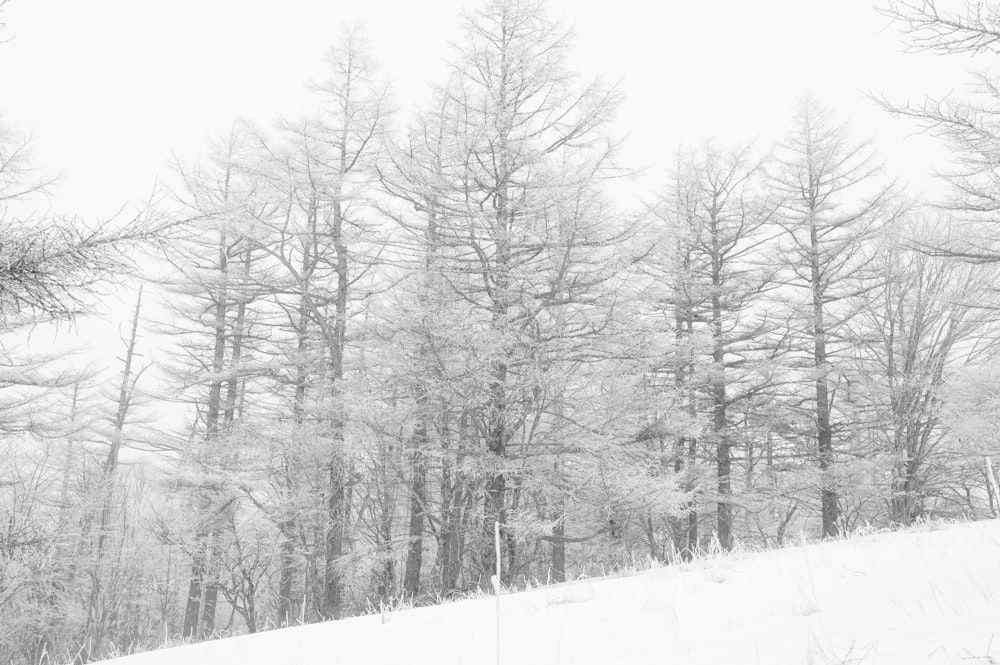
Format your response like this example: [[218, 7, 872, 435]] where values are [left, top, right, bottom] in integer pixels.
[[856, 215, 1000, 524]]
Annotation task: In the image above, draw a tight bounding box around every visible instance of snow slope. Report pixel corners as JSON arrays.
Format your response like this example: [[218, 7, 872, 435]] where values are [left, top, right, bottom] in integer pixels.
[[98, 520, 1000, 665]]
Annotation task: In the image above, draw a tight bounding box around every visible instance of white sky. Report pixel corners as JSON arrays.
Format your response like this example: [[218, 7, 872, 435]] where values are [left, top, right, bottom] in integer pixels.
[[0, 0, 979, 223]]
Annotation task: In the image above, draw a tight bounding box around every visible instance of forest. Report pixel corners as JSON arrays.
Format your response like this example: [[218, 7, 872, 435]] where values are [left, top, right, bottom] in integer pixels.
[[3, 0, 1000, 662]]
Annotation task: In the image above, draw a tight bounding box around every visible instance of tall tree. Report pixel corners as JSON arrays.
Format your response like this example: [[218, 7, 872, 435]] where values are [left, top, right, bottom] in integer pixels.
[[650, 143, 780, 550], [158, 126, 269, 640], [238, 25, 388, 620], [381, 0, 657, 587], [770, 96, 897, 537]]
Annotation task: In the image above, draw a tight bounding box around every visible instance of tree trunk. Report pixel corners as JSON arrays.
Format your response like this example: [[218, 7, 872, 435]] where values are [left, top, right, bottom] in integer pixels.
[[480, 33, 516, 588], [482, 306, 511, 584], [687, 431, 699, 556], [437, 460, 464, 594], [181, 541, 205, 639], [184, 230, 229, 638], [810, 214, 839, 538], [322, 465, 346, 620], [437, 420, 475, 595], [551, 510, 566, 583], [404, 206, 442, 600], [276, 520, 296, 627], [403, 423, 427, 598], [279, 232, 314, 627], [84, 287, 143, 659], [889, 439, 914, 526], [711, 247, 732, 551], [683, 313, 699, 559], [321, 190, 350, 620], [223, 248, 250, 427], [201, 579, 219, 637]]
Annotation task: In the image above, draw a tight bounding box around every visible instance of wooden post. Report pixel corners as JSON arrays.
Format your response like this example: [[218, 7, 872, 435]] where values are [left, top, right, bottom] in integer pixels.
[[493, 519, 501, 665]]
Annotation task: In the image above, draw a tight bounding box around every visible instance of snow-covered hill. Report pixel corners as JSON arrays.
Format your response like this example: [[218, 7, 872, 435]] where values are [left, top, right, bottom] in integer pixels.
[[98, 520, 1000, 665]]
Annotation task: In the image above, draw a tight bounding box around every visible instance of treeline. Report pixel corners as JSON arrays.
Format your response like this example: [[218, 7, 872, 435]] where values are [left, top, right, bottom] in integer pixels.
[[4, 0, 1000, 663]]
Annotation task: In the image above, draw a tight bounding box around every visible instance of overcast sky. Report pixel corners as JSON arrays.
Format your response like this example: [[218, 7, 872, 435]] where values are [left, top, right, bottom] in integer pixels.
[[0, 0, 979, 223]]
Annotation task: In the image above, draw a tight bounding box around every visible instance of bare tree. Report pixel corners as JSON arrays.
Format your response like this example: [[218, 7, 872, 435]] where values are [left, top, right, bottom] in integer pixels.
[[877, 0, 1000, 262], [649, 143, 781, 551], [770, 96, 899, 537], [80, 287, 148, 660], [379, 0, 668, 590], [232, 25, 389, 621], [155, 125, 271, 640], [854, 215, 1000, 524]]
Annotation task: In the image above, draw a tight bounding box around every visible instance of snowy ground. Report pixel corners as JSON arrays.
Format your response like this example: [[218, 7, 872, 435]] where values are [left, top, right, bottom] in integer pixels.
[[98, 520, 1000, 665]]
